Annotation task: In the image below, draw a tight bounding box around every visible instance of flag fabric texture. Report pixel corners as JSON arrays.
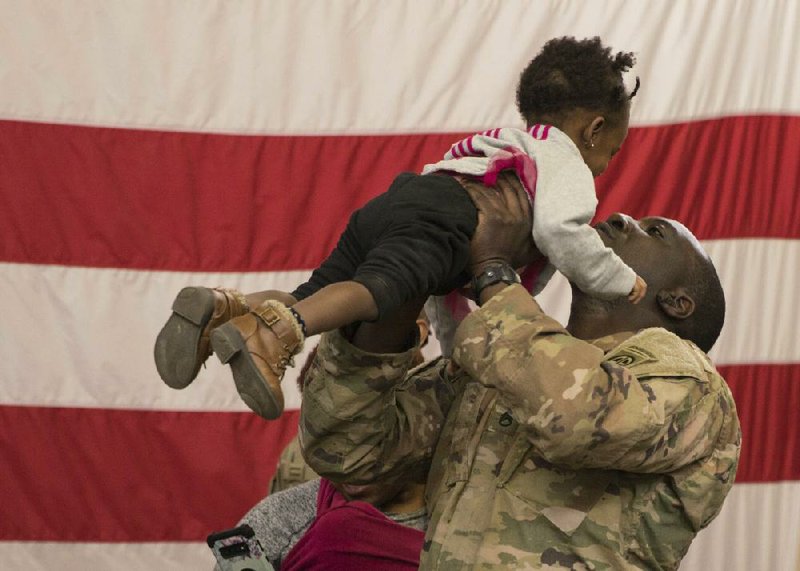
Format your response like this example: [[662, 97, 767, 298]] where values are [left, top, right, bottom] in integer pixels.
[[1, 1, 798, 569]]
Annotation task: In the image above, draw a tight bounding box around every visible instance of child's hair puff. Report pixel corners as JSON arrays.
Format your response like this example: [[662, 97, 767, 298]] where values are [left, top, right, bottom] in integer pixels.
[[516, 36, 639, 123]]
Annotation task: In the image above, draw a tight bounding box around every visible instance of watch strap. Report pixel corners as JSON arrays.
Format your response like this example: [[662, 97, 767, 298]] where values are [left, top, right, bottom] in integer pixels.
[[471, 262, 521, 303]]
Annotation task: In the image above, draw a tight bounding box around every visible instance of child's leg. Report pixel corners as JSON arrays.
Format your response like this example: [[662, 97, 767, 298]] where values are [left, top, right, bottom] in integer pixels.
[[208, 282, 376, 421], [245, 289, 298, 309], [212, 173, 477, 421], [210, 301, 304, 420], [154, 287, 297, 389], [154, 287, 251, 388], [204, 282, 375, 422], [204, 209, 370, 420]]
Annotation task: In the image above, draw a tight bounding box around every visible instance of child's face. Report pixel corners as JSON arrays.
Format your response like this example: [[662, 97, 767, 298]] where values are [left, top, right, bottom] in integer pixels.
[[581, 105, 631, 178]]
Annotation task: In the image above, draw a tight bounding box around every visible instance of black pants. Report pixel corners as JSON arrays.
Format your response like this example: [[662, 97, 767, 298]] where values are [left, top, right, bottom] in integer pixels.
[[291, 172, 478, 318]]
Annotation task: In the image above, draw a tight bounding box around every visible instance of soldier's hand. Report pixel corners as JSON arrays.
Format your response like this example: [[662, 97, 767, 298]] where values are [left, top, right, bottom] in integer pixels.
[[460, 171, 540, 274]]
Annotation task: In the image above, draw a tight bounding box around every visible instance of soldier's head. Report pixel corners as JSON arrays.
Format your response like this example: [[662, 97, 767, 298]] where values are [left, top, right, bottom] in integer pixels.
[[569, 213, 725, 352]]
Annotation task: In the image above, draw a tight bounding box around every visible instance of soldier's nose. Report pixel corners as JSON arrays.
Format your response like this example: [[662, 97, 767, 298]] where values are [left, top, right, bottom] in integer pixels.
[[607, 213, 631, 233]]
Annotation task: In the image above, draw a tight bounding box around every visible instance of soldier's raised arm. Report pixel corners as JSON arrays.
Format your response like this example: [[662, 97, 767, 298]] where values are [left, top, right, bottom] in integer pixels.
[[300, 300, 462, 485], [456, 172, 739, 479], [452, 285, 739, 475]]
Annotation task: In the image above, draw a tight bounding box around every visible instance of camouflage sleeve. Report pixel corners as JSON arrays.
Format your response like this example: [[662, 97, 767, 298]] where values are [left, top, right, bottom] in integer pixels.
[[452, 284, 738, 473], [299, 328, 457, 486]]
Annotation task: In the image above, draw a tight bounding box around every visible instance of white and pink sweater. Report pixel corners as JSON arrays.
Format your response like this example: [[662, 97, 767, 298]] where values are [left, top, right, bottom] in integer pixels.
[[420, 125, 636, 355]]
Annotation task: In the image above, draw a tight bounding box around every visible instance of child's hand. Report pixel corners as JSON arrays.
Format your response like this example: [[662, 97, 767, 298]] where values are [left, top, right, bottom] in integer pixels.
[[628, 275, 647, 304]]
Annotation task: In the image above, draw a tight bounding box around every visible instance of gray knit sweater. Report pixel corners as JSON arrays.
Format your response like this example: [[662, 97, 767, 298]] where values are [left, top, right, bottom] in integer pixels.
[[213, 478, 427, 570]]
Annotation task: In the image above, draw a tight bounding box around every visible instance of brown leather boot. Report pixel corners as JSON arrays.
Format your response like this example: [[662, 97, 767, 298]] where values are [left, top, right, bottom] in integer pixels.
[[210, 301, 304, 420], [154, 286, 250, 389]]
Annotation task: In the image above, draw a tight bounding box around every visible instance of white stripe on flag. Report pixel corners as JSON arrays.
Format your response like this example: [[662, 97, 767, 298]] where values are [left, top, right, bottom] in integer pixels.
[[0, 1, 798, 134], [0, 541, 212, 571], [0, 265, 312, 411], [1, 238, 797, 411], [681, 481, 800, 571]]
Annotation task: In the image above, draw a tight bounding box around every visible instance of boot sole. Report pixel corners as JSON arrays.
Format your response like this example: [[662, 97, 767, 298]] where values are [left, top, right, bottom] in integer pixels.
[[210, 323, 282, 420], [153, 287, 216, 389]]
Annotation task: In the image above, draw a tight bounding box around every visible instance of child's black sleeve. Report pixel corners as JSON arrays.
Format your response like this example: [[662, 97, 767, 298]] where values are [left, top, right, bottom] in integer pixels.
[[292, 172, 478, 318]]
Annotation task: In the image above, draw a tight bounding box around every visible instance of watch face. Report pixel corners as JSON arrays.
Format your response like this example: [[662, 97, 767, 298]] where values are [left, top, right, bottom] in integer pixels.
[[472, 263, 521, 299]]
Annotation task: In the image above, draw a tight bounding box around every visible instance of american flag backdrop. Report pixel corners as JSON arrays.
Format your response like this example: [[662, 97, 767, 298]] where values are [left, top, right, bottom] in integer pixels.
[[1, 1, 798, 569]]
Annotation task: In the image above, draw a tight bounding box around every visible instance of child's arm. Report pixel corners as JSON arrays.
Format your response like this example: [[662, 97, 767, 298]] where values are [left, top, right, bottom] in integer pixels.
[[530, 145, 638, 301]]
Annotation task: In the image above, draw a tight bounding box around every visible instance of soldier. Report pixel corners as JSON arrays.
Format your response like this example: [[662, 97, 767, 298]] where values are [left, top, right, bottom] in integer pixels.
[[299, 172, 741, 570]]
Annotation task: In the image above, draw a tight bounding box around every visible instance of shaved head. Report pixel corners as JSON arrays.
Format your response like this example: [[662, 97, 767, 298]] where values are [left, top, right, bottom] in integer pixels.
[[674, 244, 726, 352], [569, 214, 726, 351]]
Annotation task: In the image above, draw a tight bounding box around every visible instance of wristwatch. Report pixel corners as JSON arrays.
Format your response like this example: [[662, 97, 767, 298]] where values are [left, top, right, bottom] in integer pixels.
[[471, 262, 521, 303]]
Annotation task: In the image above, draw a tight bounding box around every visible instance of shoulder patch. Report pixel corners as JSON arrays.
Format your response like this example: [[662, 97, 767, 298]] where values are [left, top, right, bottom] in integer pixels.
[[606, 328, 713, 380], [607, 345, 657, 367]]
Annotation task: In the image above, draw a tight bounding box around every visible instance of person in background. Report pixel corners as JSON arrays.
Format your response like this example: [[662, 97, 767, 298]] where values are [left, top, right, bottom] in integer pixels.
[[216, 313, 431, 570]]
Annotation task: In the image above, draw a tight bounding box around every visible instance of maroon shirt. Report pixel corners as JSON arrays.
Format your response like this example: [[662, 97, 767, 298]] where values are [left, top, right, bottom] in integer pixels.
[[281, 479, 424, 570]]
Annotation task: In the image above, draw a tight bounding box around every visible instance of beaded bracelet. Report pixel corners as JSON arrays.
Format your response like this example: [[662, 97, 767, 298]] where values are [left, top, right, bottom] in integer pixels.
[[289, 307, 308, 338]]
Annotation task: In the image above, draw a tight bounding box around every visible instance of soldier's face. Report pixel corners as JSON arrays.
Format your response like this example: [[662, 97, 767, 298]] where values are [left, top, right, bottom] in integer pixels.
[[594, 213, 701, 294]]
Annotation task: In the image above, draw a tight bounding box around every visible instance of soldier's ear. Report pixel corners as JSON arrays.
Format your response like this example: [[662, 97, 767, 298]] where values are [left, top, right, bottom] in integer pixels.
[[656, 287, 695, 320]]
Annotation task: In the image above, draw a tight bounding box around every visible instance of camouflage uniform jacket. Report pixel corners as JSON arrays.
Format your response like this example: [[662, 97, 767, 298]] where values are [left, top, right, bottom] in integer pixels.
[[269, 434, 318, 494], [301, 286, 741, 570]]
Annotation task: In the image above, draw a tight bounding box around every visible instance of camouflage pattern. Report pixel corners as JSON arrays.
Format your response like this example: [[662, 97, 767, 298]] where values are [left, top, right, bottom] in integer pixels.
[[300, 285, 741, 570], [268, 434, 318, 494]]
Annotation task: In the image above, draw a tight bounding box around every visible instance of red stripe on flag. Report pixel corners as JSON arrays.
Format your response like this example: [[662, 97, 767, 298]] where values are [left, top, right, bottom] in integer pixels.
[[0, 364, 797, 541], [721, 363, 800, 484], [0, 405, 299, 541], [1, 115, 798, 272], [595, 115, 800, 237], [0, 121, 465, 272]]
